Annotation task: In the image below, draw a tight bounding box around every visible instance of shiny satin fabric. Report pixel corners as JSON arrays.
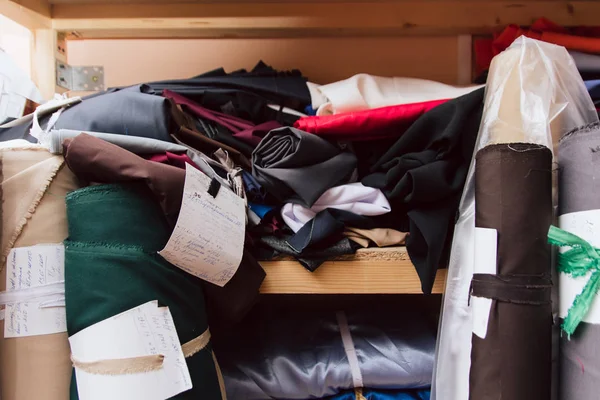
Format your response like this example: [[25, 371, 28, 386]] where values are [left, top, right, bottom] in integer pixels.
[[295, 99, 446, 141], [325, 388, 430, 400], [0, 147, 78, 400], [214, 307, 435, 399], [252, 127, 357, 207]]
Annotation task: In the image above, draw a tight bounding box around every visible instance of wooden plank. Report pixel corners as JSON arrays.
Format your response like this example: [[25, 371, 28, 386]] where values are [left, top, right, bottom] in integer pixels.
[[0, 0, 50, 30], [51, 1, 600, 39], [259, 247, 447, 294], [66, 36, 460, 86]]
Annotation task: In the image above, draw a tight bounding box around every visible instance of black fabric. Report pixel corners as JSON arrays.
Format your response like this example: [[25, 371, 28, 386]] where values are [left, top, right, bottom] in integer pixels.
[[287, 208, 378, 256], [143, 61, 311, 113], [195, 118, 255, 157], [256, 235, 360, 271], [252, 127, 357, 207], [470, 274, 552, 305], [362, 88, 485, 294]]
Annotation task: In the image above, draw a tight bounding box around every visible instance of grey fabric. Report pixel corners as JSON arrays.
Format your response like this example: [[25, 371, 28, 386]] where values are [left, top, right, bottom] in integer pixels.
[[214, 306, 435, 399], [569, 51, 600, 73], [47, 129, 187, 155], [54, 86, 173, 142], [558, 126, 600, 400], [560, 322, 600, 400], [252, 127, 357, 207], [559, 127, 600, 215]]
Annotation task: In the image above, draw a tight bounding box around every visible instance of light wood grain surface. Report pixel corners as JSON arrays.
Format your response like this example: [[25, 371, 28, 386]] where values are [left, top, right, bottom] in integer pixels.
[[47, 1, 600, 39], [259, 247, 447, 294]]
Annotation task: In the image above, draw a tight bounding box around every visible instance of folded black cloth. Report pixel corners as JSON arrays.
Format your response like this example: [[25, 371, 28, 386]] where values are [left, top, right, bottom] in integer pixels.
[[252, 127, 357, 207], [144, 61, 311, 112], [362, 88, 484, 293], [256, 235, 360, 271]]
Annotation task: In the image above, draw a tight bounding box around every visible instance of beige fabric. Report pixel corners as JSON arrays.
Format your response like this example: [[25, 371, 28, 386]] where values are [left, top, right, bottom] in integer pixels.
[[71, 354, 165, 375], [212, 351, 228, 400], [181, 328, 211, 358], [344, 227, 408, 248], [0, 147, 78, 400]]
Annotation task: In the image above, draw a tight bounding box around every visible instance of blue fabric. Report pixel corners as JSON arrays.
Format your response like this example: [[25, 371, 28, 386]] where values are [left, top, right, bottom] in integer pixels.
[[585, 80, 600, 104], [585, 80, 600, 91], [242, 171, 266, 202], [325, 389, 430, 400], [305, 105, 318, 116], [248, 202, 275, 219]]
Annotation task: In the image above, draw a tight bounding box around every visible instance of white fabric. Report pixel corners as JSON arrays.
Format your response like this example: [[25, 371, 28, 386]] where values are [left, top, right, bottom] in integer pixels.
[[315, 74, 483, 116], [0, 49, 43, 124], [307, 82, 328, 109], [281, 183, 391, 233], [336, 311, 363, 389]]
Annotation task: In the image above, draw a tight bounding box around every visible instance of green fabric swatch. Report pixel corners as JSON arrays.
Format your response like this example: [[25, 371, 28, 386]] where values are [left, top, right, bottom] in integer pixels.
[[65, 183, 223, 399]]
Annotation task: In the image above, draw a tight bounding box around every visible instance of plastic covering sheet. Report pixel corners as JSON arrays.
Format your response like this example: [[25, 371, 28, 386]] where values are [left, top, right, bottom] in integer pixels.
[[432, 36, 598, 400]]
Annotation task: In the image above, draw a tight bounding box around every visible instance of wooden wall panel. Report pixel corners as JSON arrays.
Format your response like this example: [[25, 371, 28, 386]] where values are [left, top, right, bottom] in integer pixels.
[[66, 36, 460, 87]]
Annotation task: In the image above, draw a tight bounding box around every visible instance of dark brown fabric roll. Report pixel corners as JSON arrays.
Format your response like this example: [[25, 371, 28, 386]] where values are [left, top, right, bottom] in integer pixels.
[[469, 143, 553, 400]]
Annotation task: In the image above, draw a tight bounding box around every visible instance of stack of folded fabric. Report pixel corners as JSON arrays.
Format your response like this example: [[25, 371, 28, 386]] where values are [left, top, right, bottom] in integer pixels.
[[0, 60, 490, 399]]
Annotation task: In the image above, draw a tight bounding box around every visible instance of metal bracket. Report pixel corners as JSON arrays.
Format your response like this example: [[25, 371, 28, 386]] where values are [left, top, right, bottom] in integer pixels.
[[56, 61, 105, 91]]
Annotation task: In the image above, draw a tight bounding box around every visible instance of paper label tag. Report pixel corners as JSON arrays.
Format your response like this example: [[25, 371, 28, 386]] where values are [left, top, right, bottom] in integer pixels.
[[470, 227, 497, 339], [559, 210, 600, 323], [471, 296, 493, 339], [4, 244, 66, 338], [69, 301, 192, 400], [159, 163, 245, 287]]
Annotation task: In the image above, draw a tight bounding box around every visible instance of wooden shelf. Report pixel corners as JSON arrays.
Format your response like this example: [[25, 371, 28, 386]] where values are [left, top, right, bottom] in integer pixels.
[[259, 247, 446, 294], [6, 1, 600, 40]]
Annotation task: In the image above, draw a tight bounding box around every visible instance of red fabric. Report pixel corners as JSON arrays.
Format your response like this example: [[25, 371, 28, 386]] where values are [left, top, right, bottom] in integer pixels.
[[294, 99, 447, 141], [162, 89, 281, 147], [475, 18, 600, 74], [146, 152, 198, 170]]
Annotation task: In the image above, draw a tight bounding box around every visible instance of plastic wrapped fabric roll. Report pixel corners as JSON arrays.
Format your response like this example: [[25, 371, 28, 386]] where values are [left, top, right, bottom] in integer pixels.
[[433, 36, 599, 400], [0, 147, 78, 400]]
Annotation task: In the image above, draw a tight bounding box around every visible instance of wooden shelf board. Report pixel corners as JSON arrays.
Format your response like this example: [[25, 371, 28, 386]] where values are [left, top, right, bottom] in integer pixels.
[[44, 1, 600, 39], [259, 247, 447, 294]]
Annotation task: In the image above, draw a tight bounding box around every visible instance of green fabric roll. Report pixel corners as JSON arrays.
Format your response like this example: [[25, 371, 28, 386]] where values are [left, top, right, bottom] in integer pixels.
[[65, 183, 223, 400]]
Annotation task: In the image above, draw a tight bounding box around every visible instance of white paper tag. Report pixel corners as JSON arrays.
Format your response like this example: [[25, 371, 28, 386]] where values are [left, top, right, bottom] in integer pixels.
[[559, 210, 600, 323], [471, 227, 498, 339], [159, 163, 245, 287], [69, 301, 192, 400], [471, 296, 493, 339], [4, 244, 66, 338]]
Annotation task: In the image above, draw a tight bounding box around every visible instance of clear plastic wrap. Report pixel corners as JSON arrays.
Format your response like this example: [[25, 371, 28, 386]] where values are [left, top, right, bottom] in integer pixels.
[[432, 36, 598, 400]]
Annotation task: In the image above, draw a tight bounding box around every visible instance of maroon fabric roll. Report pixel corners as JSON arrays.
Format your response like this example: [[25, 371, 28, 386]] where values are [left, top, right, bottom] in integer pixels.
[[470, 143, 553, 400], [294, 99, 447, 141]]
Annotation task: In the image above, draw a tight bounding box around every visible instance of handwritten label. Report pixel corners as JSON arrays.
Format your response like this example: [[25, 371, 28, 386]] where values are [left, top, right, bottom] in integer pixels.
[[4, 244, 66, 338], [69, 301, 192, 400], [159, 163, 245, 287]]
